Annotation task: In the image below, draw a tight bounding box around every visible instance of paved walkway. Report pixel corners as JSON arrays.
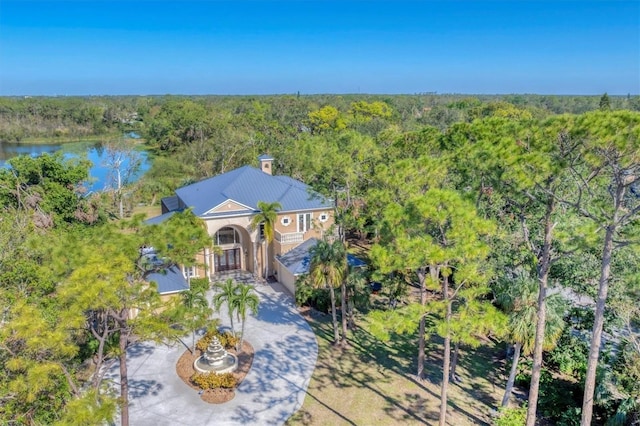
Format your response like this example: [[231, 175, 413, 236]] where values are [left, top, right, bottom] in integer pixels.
[[108, 273, 318, 425]]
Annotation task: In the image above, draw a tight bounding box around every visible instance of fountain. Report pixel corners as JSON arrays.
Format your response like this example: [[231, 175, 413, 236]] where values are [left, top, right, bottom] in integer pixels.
[[193, 336, 238, 374]]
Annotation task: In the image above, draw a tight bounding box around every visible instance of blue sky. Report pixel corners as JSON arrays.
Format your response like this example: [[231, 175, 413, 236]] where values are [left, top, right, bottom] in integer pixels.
[[0, 1, 638, 95]]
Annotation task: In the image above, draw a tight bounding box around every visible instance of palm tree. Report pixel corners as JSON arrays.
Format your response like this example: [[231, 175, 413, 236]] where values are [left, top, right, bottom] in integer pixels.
[[233, 284, 260, 352], [309, 238, 347, 345], [496, 271, 565, 407], [250, 201, 282, 280], [181, 281, 211, 354], [212, 278, 238, 335]]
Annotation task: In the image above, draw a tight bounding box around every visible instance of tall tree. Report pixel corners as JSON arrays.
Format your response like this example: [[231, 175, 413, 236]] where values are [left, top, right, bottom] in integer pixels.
[[233, 284, 260, 352], [102, 138, 142, 218], [308, 238, 347, 345], [599, 93, 611, 111], [565, 111, 640, 425], [249, 200, 282, 279], [178, 279, 211, 354], [495, 271, 565, 407], [213, 278, 239, 335], [56, 224, 180, 426], [158, 209, 211, 287], [449, 116, 574, 425], [448, 299, 507, 383], [369, 154, 448, 379], [372, 188, 495, 426]]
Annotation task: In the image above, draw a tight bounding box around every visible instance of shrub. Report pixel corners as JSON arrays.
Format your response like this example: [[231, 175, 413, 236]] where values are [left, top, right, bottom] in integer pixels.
[[494, 405, 526, 426], [195, 330, 218, 352], [219, 331, 239, 349], [190, 277, 210, 293], [195, 329, 238, 352], [295, 275, 314, 306], [294, 274, 331, 312], [548, 328, 588, 380], [191, 372, 238, 389]]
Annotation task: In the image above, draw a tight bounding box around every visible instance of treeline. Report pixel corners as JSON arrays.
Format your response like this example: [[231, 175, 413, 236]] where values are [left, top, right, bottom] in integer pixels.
[[1, 94, 639, 425], [0, 96, 145, 142], [1, 93, 638, 143], [136, 95, 639, 424]]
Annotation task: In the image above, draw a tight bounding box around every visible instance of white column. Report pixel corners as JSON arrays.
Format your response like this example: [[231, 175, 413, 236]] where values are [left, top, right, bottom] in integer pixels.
[[204, 247, 210, 280]]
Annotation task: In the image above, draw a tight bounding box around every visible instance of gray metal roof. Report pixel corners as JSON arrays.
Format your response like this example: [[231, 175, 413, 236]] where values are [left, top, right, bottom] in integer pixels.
[[276, 238, 319, 275], [147, 265, 189, 295], [144, 211, 177, 225], [276, 238, 366, 276], [174, 165, 332, 217], [161, 196, 180, 212]]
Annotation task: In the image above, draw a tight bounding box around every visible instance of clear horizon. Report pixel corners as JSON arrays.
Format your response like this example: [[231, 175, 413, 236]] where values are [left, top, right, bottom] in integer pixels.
[[1, 1, 638, 96]]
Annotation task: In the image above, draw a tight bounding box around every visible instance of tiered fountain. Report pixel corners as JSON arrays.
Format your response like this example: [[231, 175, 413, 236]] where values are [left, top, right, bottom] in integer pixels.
[[193, 336, 238, 374]]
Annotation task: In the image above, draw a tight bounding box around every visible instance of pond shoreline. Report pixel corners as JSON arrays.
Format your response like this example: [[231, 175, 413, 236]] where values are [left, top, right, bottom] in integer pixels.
[[1, 138, 152, 193], [4, 132, 145, 145], [6, 134, 119, 145]]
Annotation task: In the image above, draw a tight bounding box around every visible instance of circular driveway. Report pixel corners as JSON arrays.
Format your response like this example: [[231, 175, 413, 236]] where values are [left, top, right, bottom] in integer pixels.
[[109, 275, 318, 425]]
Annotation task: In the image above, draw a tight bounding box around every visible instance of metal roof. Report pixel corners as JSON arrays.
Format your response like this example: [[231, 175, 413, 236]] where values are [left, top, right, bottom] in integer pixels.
[[147, 265, 189, 295], [276, 238, 366, 276], [174, 165, 332, 217], [161, 196, 180, 212], [144, 211, 177, 225]]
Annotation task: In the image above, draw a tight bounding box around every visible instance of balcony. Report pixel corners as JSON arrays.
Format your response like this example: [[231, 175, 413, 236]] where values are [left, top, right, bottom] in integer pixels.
[[276, 231, 304, 244]]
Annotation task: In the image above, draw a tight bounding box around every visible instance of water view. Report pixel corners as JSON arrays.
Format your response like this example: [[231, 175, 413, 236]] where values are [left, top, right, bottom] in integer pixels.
[[0, 140, 150, 193]]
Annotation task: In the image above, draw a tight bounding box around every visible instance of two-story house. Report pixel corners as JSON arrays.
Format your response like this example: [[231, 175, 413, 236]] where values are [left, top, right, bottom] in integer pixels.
[[146, 155, 334, 295]]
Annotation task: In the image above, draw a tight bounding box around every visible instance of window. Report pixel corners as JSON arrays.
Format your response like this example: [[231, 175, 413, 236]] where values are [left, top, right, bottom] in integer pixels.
[[298, 213, 312, 233], [281, 216, 291, 226], [319, 212, 329, 223], [184, 266, 197, 278], [215, 227, 240, 245]]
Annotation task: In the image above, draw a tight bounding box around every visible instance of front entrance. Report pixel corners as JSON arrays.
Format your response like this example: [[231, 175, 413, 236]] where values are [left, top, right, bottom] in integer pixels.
[[215, 248, 241, 272]]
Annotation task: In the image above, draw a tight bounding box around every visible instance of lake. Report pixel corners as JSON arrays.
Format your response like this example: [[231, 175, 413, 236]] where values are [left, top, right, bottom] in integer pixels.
[[0, 140, 151, 193]]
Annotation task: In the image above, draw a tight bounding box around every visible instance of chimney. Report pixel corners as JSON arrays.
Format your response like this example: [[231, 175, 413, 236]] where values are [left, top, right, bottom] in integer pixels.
[[258, 154, 274, 175]]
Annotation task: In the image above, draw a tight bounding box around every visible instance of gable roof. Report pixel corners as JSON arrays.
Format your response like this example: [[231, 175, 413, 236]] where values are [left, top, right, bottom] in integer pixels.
[[174, 165, 331, 217], [276, 238, 367, 276]]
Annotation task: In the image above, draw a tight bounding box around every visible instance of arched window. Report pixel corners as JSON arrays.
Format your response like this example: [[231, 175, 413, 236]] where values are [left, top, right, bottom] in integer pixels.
[[215, 227, 241, 245]]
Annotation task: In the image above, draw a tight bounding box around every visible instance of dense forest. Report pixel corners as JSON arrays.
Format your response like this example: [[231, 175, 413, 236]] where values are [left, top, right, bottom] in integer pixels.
[[0, 94, 638, 425]]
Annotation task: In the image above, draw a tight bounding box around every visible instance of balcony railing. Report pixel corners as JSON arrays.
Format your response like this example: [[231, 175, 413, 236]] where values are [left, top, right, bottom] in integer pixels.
[[276, 231, 304, 244]]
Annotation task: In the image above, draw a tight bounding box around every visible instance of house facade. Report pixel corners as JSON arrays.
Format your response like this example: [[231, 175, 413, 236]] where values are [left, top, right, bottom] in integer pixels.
[[147, 155, 334, 294]]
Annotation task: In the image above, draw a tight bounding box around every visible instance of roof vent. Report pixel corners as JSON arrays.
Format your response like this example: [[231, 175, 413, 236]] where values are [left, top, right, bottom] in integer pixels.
[[258, 154, 274, 175]]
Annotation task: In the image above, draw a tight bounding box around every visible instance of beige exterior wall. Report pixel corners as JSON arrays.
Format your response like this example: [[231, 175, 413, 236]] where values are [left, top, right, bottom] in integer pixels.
[[159, 206, 334, 284], [202, 216, 258, 276], [160, 293, 180, 304], [270, 209, 334, 280], [276, 260, 297, 296], [272, 209, 334, 240]]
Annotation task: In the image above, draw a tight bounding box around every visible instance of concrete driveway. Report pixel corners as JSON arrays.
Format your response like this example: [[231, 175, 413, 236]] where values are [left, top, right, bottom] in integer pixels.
[[108, 274, 318, 425]]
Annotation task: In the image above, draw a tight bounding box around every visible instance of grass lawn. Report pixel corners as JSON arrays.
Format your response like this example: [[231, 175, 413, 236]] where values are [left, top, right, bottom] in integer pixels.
[[287, 311, 508, 426], [131, 204, 162, 218]]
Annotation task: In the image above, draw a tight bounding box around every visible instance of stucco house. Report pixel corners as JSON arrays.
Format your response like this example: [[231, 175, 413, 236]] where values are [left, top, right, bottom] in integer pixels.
[[146, 155, 335, 295]]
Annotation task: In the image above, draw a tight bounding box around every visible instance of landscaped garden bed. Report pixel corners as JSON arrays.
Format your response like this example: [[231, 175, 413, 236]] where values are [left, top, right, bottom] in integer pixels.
[[175, 330, 254, 404]]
